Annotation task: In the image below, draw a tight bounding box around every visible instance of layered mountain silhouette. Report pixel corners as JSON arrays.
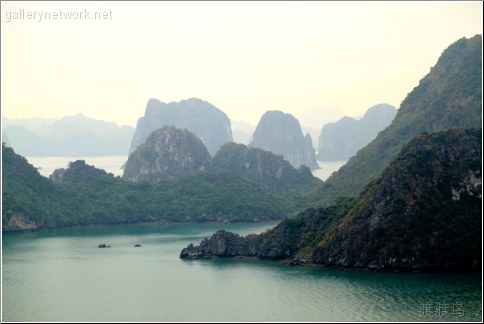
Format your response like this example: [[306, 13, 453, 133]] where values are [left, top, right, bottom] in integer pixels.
[[317, 104, 397, 161], [2, 114, 134, 156], [129, 98, 233, 156]]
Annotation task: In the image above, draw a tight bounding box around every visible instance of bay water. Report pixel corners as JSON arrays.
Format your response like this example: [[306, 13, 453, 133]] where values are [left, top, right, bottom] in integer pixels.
[[2, 223, 481, 322], [25, 156, 345, 181]]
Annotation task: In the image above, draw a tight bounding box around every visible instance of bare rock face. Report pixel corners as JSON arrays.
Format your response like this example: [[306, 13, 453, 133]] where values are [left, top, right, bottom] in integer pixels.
[[123, 126, 212, 182], [250, 111, 319, 169], [129, 98, 233, 156]]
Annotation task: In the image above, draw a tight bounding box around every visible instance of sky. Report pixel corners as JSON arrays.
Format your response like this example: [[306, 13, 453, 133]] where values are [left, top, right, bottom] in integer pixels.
[[1, 1, 482, 130]]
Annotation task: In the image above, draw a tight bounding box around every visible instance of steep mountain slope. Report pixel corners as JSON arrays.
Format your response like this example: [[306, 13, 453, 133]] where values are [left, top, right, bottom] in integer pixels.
[[2, 145, 62, 230], [211, 142, 322, 195], [317, 104, 397, 161], [311, 129, 482, 270], [181, 129, 482, 271], [129, 98, 232, 156], [250, 110, 319, 169], [123, 126, 212, 181], [311, 35, 482, 206]]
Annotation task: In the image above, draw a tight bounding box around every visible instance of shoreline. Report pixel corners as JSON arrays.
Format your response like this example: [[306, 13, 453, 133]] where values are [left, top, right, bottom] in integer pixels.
[[182, 254, 481, 274], [1, 219, 282, 235]]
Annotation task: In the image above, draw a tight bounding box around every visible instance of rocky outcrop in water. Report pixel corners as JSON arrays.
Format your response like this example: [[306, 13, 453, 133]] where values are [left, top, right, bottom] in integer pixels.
[[129, 98, 232, 156], [249, 111, 319, 169], [317, 104, 396, 161], [181, 129, 482, 271], [123, 126, 212, 181]]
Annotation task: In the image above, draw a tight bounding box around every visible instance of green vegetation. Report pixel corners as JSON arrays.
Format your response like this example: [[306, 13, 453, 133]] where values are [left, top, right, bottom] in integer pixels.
[[211, 142, 322, 195], [2, 144, 299, 231], [310, 35, 482, 207], [185, 128, 482, 271], [309, 128, 482, 270], [123, 126, 212, 182]]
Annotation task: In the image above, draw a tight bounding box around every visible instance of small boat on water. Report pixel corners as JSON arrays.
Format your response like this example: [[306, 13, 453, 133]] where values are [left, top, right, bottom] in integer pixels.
[[98, 243, 111, 248], [134, 244, 142, 247]]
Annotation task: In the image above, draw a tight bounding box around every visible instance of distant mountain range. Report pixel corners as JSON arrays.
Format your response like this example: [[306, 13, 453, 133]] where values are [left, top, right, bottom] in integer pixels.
[[122, 125, 322, 195], [2, 114, 134, 156], [3, 34, 481, 276], [317, 104, 397, 161], [230, 120, 256, 145], [180, 35, 482, 271], [179, 35, 483, 272]]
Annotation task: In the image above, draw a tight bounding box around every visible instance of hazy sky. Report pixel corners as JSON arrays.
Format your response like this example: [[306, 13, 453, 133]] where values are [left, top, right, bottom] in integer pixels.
[[1, 1, 482, 129]]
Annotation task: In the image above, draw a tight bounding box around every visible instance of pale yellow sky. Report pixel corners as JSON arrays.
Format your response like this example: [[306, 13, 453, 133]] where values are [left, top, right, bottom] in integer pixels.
[[1, 1, 482, 129]]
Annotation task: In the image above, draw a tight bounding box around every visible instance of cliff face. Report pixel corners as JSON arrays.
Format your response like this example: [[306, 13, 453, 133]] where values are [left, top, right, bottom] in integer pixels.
[[249, 111, 319, 169], [211, 142, 321, 194], [181, 129, 482, 271], [311, 35, 482, 207], [317, 104, 396, 161], [123, 126, 212, 182], [129, 98, 232, 156]]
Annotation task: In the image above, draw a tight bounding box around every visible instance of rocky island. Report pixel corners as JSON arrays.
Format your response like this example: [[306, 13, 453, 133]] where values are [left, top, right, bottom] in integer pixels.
[[181, 129, 482, 271]]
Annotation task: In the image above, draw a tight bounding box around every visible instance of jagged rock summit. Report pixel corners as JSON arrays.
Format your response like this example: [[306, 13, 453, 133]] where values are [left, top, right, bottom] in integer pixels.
[[317, 104, 397, 161], [211, 142, 321, 194], [129, 98, 233, 156], [249, 111, 319, 169], [123, 126, 212, 182]]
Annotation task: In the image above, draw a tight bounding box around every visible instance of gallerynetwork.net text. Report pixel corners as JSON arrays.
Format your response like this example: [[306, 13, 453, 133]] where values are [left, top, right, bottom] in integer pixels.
[[5, 9, 112, 23]]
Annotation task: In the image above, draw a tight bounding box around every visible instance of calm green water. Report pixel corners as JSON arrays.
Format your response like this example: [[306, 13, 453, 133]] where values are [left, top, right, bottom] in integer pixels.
[[2, 223, 482, 322]]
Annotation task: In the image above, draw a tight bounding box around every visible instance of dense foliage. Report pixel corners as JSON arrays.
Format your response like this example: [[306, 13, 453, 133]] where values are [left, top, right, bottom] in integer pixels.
[[2, 144, 299, 231], [182, 128, 482, 271], [310, 35, 482, 207], [310, 129, 482, 270], [211, 142, 322, 195]]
